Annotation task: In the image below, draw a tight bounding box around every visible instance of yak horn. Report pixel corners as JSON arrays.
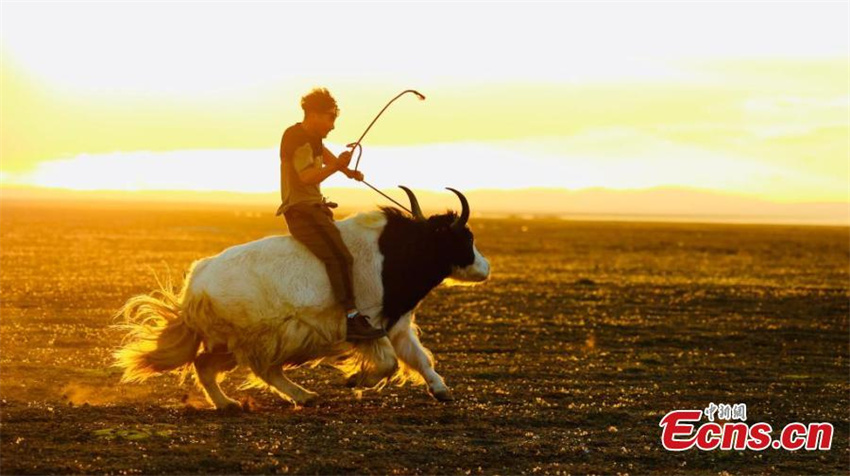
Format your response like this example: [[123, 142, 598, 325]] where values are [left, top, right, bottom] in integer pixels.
[[446, 187, 469, 228], [398, 185, 425, 220]]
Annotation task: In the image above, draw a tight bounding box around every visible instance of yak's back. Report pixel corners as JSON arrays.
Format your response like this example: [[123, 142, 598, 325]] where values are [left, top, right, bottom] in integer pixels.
[[185, 211, 388, 325]]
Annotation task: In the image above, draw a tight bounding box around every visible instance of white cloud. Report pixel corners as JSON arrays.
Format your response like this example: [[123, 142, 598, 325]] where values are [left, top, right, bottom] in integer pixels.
[[3, 133, 846, 203]]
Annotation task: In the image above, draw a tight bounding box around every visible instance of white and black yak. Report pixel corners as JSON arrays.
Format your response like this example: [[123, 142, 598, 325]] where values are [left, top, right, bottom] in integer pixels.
[[114, 187, 490, 410]]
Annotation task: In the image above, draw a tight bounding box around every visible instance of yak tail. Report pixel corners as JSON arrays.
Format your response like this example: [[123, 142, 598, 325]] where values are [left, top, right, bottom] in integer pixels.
[[113, 272, 202, 383]]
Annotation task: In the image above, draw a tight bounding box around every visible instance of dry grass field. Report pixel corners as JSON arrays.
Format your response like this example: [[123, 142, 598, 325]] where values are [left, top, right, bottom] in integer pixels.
[[0, 199, 847, 474]]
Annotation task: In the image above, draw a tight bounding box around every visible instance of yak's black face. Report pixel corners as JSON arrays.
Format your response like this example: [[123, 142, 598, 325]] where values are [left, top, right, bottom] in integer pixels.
[[377, 186, 490, 329], [428, 213, 489, 283]]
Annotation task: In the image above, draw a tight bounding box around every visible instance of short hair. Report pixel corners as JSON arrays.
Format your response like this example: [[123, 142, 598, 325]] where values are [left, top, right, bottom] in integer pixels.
[[301, 88, 339, 116]]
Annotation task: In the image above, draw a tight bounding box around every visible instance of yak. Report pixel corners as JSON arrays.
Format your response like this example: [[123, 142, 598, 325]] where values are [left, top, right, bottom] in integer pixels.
[[114, 187, 490, 410]]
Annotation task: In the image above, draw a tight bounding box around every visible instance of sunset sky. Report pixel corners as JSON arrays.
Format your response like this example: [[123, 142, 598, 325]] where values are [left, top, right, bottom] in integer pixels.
[[1, 2, 848, 215]]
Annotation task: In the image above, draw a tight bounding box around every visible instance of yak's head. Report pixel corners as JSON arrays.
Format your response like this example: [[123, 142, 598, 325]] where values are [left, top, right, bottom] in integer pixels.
[[399, 186, 490, 283]]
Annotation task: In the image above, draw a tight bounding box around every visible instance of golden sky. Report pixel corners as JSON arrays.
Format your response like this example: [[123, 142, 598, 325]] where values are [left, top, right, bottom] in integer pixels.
[[1, 2, 848, 206]]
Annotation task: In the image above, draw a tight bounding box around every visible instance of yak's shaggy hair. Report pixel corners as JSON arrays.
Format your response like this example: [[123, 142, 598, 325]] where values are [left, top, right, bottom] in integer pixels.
[[113, 269, 201, 384], [113, 211, 443, 407]]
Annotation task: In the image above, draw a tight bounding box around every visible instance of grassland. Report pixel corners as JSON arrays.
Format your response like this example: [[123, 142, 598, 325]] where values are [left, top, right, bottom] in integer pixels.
[[0, 200, 847, 474]]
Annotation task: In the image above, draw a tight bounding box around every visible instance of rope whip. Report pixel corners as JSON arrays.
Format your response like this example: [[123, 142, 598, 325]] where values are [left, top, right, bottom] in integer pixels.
[[343, 89, 426, 215]]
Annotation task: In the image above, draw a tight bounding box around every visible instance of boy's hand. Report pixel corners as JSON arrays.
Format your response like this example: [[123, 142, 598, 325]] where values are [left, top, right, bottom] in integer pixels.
[[342, 168, 364, 181]]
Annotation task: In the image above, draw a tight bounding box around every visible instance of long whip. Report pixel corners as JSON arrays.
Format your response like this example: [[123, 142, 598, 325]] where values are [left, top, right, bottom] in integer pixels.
[[359, 179, 412, 213], [345, 89, 426, 214]]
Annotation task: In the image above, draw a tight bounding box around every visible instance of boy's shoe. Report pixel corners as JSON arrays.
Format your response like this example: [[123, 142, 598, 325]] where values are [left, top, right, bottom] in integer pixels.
[[345, 311, 387, 341]]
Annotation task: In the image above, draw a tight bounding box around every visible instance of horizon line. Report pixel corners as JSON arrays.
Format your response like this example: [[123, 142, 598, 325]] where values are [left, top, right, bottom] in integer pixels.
[[1, 185, 846, 227], [1, 183, 847, 206]]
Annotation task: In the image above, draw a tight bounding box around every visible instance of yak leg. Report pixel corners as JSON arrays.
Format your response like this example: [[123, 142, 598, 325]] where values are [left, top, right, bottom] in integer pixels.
[[346, 337, 399, 388], [255, 366, 318, 406], [389, 313, 452, 401], [194, 352, 240, 411]]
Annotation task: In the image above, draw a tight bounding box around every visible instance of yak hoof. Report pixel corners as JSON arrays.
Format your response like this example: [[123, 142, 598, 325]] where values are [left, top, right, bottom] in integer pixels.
[[431, 389, 454, 402], [345, 374, 361, 388], [217, 400, 244, 414], [297, 393, 319, 407]]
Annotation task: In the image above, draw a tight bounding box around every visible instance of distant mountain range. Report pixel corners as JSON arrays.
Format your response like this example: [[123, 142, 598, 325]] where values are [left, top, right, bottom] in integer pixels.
[[2, 186, 847, 225]]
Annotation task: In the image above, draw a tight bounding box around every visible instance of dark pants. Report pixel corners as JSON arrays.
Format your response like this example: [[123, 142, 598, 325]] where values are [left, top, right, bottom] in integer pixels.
[[284, 203, 356, 310]]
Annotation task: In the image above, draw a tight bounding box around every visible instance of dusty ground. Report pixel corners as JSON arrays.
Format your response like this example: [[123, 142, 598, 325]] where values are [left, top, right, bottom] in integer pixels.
[[0, 200, 847, 474]]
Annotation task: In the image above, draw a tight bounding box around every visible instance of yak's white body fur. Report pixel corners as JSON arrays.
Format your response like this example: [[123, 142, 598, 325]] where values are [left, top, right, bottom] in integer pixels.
[[186, 211, 387, 361], [115, 210, 460, 409]]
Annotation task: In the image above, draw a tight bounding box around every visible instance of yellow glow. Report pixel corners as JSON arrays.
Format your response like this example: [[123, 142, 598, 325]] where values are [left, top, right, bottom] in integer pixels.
[[7, 139, 846, 204], [1, 2, 848, 215]]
